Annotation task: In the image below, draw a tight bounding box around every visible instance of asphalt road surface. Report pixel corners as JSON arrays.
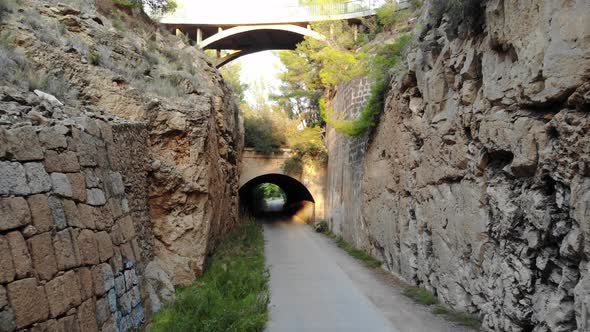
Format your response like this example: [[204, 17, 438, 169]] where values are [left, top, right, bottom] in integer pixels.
[[263, 218, 477, 332]]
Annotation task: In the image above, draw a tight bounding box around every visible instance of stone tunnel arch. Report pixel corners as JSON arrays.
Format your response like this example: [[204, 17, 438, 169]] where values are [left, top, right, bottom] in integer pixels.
[[239, 174, 316, 223]]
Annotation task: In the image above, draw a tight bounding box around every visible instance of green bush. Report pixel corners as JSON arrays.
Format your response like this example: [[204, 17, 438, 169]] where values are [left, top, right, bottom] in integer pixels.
[[282, 156, 304, 176], [112, 0, 142, 8], [88, 51, 101, 66], [402, 287, 439, 305], [375, 1, 404, 29], [321, 33, 412, 137], [150, 218, 269, 332], [244, 111, 288, 154]]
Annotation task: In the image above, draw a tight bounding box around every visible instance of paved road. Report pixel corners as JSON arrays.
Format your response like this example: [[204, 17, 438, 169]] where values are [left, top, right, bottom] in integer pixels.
[[264, 219, 476, 332]]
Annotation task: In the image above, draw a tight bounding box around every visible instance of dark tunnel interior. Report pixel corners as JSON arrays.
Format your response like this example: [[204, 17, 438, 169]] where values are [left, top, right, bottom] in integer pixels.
[[239, 173, 315, 222]]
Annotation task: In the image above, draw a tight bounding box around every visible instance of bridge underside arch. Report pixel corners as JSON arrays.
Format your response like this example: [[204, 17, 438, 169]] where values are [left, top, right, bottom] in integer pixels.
[[199, 25, 325, 67], [239, 173, 315, 223]]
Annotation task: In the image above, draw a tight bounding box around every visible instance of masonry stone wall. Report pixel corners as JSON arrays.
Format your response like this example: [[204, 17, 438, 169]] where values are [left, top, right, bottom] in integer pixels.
[[0, 88, 152, 332], [325, 76, 372, 244]]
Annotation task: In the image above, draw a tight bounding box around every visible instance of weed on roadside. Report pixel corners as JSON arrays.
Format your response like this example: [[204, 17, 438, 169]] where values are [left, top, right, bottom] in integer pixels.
[[149, 217, 269, 332]]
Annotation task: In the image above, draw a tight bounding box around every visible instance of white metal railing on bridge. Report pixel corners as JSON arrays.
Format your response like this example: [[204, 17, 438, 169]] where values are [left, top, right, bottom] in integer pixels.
[[161, 0, 410, 25]]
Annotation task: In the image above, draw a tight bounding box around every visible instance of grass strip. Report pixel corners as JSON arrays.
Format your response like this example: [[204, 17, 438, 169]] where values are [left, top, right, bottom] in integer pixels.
[[432, 305, 481, 328], [314, 221, 381, 268], [149, 218, 269, 332], [402, 287, 481, 329]]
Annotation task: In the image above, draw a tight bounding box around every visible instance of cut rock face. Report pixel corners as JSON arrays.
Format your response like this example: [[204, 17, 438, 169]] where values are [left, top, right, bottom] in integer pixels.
[[325, 0, 590, 331]]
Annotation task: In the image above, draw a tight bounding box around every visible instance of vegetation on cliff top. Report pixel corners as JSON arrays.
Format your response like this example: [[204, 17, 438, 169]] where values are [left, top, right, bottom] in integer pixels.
[[150, 217, 269, 332], [277, 0, 418, 137]]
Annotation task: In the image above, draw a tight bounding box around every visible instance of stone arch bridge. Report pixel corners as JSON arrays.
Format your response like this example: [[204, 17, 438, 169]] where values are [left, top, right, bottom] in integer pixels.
[[239, 148, 326, 223]]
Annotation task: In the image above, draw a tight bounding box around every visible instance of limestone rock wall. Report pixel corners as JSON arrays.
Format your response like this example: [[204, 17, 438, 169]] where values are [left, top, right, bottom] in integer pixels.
[[327, 0, 590, 330]]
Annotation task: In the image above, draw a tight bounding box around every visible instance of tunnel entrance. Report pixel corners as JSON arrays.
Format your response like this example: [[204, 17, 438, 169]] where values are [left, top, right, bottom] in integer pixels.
[[239, 173, 315, 223]]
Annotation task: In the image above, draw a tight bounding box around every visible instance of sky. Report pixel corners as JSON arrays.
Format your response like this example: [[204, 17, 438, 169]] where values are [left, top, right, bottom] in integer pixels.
[[238, 51, 285, 107]]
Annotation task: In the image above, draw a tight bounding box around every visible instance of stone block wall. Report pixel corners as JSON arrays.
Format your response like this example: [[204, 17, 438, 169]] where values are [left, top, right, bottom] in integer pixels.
[[325, 77, 372, 244], [0, 89, 150, 331]]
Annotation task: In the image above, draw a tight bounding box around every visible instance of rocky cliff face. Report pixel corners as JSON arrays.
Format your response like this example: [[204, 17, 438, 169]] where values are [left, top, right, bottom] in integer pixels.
[[0, 1, 243, 330], [333, 0, 589, 330]]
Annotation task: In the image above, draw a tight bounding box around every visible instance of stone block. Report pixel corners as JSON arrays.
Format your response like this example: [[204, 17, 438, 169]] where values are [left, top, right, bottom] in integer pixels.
[[100, 313, 116, 332], [0, 162, 29, 195], [44, 276, 67, 318], [63, 270, 82, 308], [7, 278, 49, 328], [118, 313, 132, 332], [44, 151, 80, 173], [95, 206, 114, 230], [119, 242, 135, 265], [24, 163, 51, 194], [130, 286, 141, 307], [27, 195, 54, 233], [76, 204, 98, 229], [0, 307, 16, 332], [109, 247, 123, 275], [45, 271, 82, 317], [124, 269, 138, 290], [38, 125, 69, 150], [109, 172, 125, 196], [119, 216, 135, 241], [95, 145, 109, 168], [77, 230, 99, 265], [0, 285, 7, 309], [121, 198, 130, 213], [28, 232, 58, 281], [97, 120, 113, 143], [0, 128, 6, 159], [0, 197, 31, 232], [92, 263, 115, 296], [109, 224, 124, 246], [7, 125, 43, 161], [47, 195, 67, 230], [107, 289, 117, 313], [77, 132, 98, 167], [51, 173, 72, 198], [96, 231, 114, 263], [56, 315, 80, 332], [130, 303, 144, 328], [83, 169, 102, 188], [77, 116, 101, 137], [95, 297, 110, 326], [77, 298, 98, 332], [77, 267, 94, 301], [0, 236, 15, 283], [131, 238, 142, 260], [114, 275, 125, 297], [107, 198, 123, 220], [86, 188, 106, 206], [6, 232, 33, 278], [53, 229, 80, 270], [62, 199, 83, 228], [118, 291, 132, 315], [67, 173, 87, 203]]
